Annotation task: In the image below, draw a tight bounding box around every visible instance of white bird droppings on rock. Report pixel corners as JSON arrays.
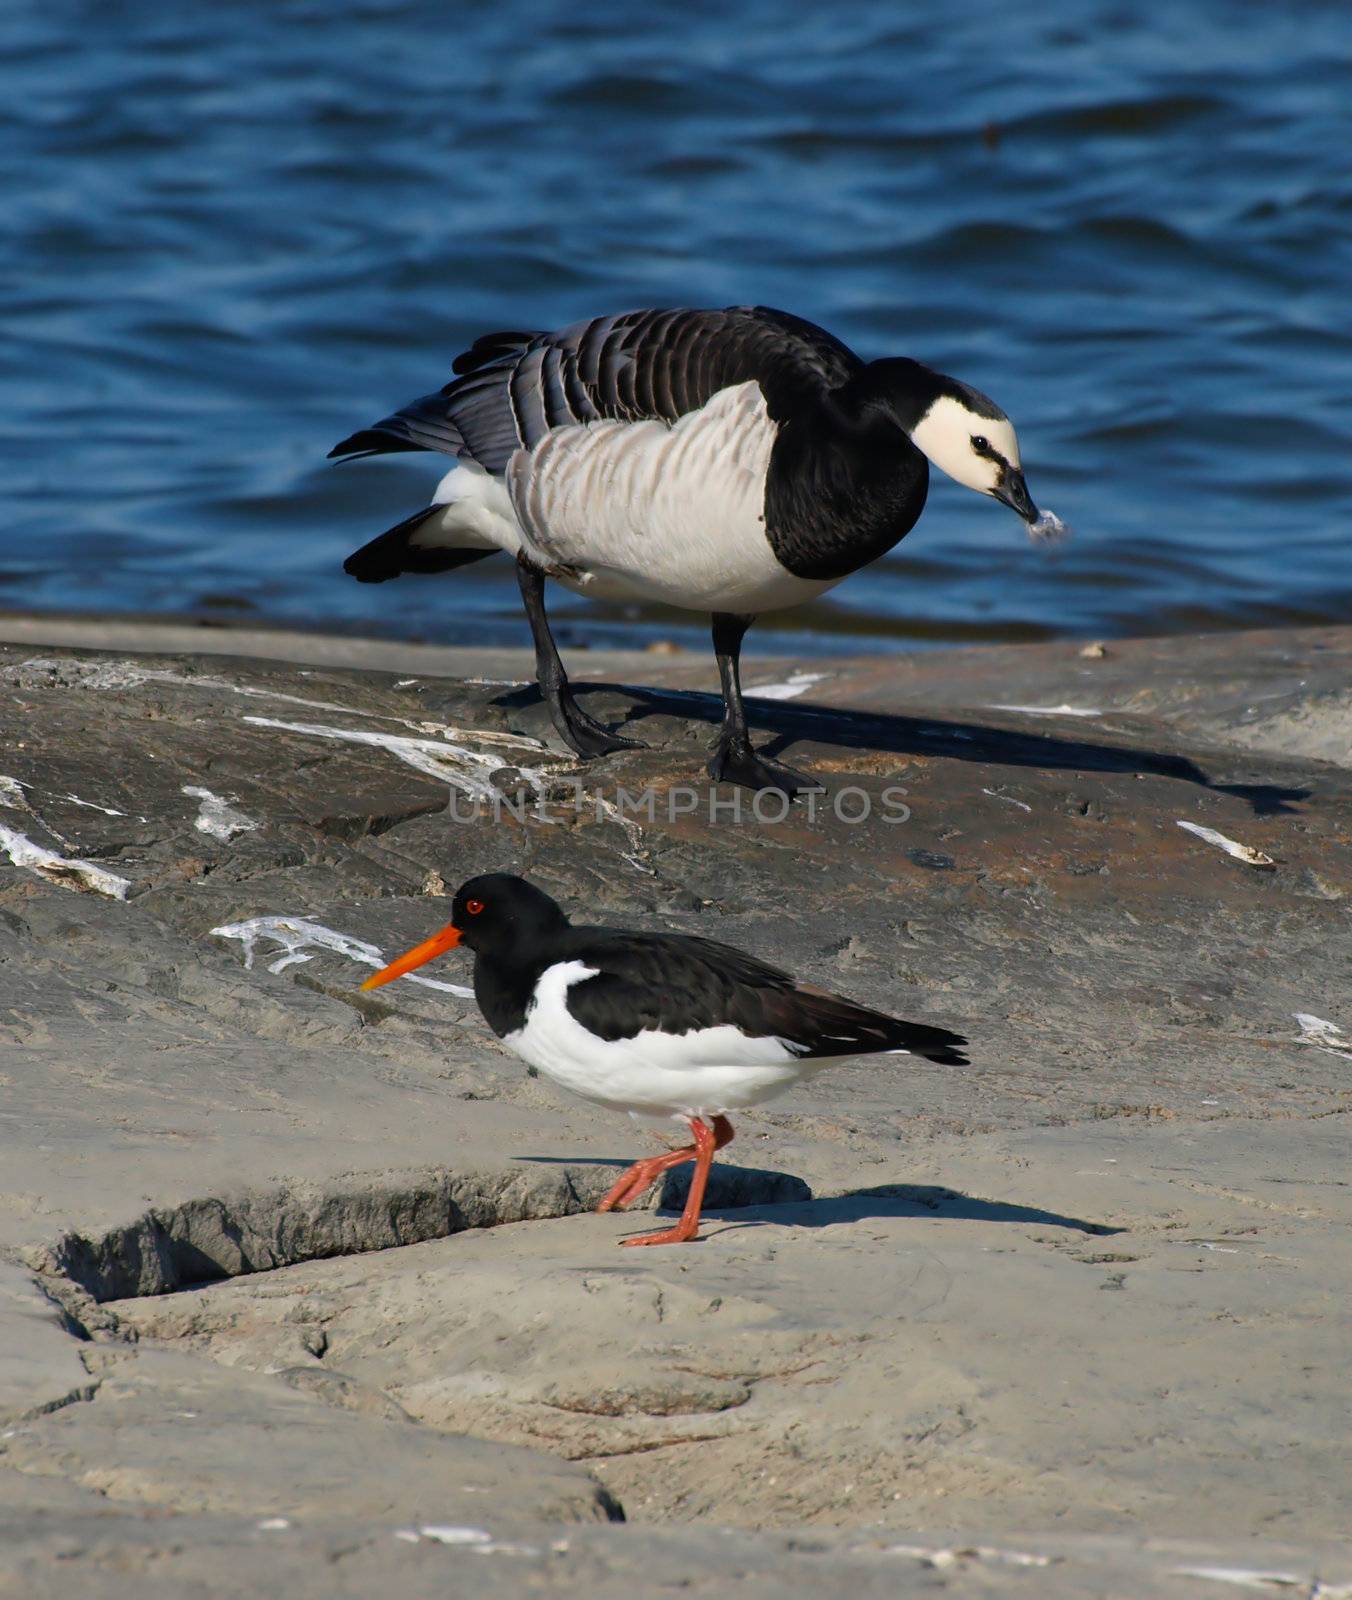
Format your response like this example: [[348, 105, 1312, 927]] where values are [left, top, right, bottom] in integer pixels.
[[982, 787, 1033, 812], [1293, 1013, 1352, 1061], [989, 702, 1103, 718], [241, 716, 558, 803], [883, 1543, 1052, 1571], [61, 793, 125, 815], [5, 655, 367, 715], [1, 773, 129, 822], [1176, 820, 1276, 869], [0, 823, 132, 899], [747, 671, 828, 701], [182, 785, 258, 842], [1170, 1567, 1320, 1592], [392, 1525, 540, 1554], [414, 721, 549, 752], [209, 914, 475, 998], [5, 654, 496, 732]]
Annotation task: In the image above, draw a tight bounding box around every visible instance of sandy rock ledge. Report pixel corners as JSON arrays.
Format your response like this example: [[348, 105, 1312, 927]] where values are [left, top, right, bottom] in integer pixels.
[[1, 617, 1351, 1597]]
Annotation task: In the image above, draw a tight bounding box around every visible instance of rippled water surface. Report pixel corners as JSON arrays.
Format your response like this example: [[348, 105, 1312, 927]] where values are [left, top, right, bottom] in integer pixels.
[[3, 1, 1351, 654]]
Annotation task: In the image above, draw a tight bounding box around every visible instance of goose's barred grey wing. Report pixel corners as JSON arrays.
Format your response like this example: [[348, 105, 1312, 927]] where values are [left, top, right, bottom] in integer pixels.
[[560, 931, 969, 1066], [451, 330, 543, 374], [328, 306, 864, 472]]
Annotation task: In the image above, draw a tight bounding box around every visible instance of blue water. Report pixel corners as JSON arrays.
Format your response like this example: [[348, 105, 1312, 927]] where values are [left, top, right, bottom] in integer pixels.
[[3, 0, 1351, 655]]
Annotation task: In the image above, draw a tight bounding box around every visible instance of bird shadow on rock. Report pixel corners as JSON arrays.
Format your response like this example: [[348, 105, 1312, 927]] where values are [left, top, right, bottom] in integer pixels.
[[686, 1183, 1125, 1240], [518, 1154, 810, 1212], [522, 1157, 1122, 1240], [497, 682, 1308, 817]]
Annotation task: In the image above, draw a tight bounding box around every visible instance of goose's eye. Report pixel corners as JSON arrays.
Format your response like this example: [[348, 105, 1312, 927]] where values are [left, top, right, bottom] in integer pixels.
[[971, 435, 990, 453], [466, 899, 485, 915]]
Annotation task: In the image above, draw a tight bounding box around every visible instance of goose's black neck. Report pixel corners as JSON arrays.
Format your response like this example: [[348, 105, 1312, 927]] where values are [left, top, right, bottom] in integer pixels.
[[764, 359, 945, 581]]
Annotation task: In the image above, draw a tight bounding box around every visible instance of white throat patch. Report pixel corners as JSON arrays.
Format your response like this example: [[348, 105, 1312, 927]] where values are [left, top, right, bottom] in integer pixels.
[[910, 394, 1020, 496]]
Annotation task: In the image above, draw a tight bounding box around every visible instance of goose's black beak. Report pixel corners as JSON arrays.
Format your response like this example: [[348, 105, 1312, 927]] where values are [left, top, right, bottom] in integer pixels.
[[993, 467, 1038, 524]]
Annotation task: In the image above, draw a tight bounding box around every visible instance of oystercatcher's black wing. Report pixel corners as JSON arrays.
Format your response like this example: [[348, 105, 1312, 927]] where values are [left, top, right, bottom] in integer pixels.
[[559, 930, 969, 1066], [328, 306, 863, 472]]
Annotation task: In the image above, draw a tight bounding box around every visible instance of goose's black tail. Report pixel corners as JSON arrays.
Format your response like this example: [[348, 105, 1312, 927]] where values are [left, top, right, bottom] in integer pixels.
[[343, 507, 500, 584]]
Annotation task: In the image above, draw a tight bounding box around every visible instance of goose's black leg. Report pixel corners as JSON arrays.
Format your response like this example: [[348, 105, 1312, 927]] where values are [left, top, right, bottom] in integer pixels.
[[515, 557, 645, 758], [707, 612, 821, 797]]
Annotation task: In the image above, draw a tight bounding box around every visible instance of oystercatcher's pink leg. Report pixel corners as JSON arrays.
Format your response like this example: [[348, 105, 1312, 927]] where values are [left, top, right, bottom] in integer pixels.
[[621, 1116, 734, 1247], [597, 1116, 734, 1213], [597, 1145, 694, 1213]]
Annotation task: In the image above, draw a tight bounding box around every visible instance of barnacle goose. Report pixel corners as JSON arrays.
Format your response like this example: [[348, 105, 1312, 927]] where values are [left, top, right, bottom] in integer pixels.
[[331, 306, 1061, 794]]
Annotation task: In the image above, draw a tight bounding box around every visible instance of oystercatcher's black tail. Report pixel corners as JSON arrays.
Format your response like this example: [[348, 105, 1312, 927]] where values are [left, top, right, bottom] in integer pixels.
[[763, 985, 969, 1066], [881, 1019, 969, 1066]]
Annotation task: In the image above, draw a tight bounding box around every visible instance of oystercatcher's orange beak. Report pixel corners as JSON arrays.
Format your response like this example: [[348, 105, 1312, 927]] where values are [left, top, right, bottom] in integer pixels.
[[360, 923, 462, 990]]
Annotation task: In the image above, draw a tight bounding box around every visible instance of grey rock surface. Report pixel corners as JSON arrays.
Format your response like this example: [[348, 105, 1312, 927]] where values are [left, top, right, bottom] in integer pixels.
[[4, 1507, 1349, 1600], [0, 1263, 95, 1424], [2, 1345, 618, 1523], [106, 1116, 1352, 1538], [2, 617, 1351, 1595]]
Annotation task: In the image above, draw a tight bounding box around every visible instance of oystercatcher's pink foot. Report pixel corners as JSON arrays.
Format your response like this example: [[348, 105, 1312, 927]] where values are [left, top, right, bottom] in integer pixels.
[[621, 1116, 720, 1247], [622, 1221, 702, 1248], [360, 876, 970, 1251]]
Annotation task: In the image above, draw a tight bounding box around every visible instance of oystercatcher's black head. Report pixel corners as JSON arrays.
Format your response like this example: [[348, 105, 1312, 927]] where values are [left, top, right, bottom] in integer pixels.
[[450, 873, 570, 954], [360, 873, 569, 989]]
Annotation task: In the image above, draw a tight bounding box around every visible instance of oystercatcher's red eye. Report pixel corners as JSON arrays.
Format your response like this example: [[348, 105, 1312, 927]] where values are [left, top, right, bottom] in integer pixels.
[[466, 899, 485, 915]]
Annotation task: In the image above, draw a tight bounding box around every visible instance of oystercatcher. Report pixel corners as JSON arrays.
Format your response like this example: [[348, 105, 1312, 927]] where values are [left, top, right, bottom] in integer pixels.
[[331, 306, 1064, 795], [360, 873, 969, 1247]]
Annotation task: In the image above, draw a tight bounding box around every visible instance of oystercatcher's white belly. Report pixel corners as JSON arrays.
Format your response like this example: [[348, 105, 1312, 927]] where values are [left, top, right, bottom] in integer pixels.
[[502, 960, 810, 1122]]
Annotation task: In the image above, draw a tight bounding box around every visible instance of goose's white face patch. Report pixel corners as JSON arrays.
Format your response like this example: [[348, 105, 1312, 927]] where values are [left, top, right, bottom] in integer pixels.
[[910, 394, 1021, 497]]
